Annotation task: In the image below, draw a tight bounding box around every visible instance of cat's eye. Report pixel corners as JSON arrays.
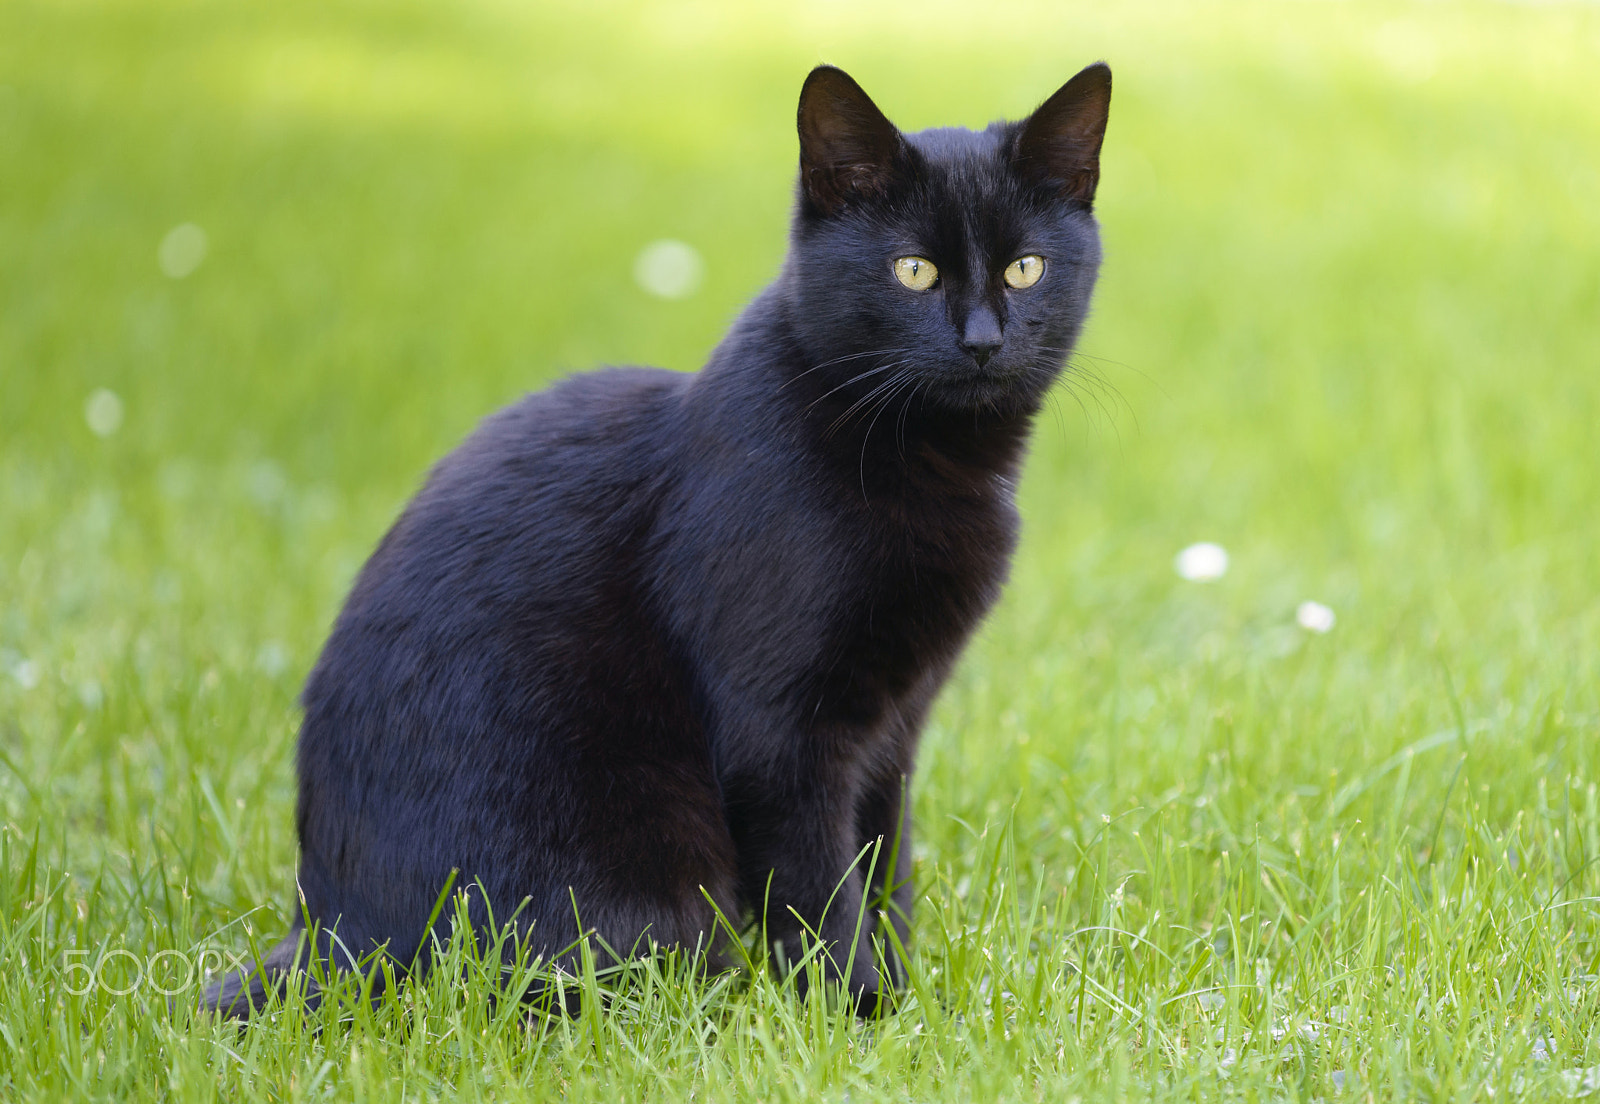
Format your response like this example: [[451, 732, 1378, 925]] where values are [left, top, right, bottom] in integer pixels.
[[893, 256, 938, 291], [1003, 255, 1045, 290]]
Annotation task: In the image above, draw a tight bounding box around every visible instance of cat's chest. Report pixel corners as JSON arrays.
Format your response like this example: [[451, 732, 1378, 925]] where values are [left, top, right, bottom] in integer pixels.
[[804, 470, 1018, 718], [877, 485, 1014, 611], [859, 452, 1020, 584]]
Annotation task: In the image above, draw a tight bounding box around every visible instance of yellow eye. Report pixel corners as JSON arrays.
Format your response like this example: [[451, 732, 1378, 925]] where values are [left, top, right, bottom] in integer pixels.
[[893, 256, 938, 291], [1003, 255, 1045, 289]]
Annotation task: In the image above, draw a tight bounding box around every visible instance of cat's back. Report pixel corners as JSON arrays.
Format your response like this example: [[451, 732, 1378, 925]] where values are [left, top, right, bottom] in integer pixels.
[[304, 365, 688, 714], [418, 364, 686, 527]]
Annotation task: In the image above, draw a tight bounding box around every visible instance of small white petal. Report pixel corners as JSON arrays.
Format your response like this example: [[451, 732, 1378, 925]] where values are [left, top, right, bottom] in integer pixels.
[[1296, 600, 1336, 633], [1175, 542, 1229, 582]]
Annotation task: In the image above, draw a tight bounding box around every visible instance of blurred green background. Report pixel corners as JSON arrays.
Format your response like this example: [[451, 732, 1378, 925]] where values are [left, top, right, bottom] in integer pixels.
[[2, 0, 1600, 1097]]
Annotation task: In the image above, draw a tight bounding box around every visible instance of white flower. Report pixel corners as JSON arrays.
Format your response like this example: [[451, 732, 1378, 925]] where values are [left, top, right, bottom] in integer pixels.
[[1296, 600, 1336, 633], [1175, 542, 1228, 582]]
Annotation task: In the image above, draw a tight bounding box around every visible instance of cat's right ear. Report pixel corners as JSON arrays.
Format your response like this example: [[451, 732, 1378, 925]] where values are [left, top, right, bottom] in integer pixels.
[[797, 66, 903, 217], [1012, 62, 1112, 206]]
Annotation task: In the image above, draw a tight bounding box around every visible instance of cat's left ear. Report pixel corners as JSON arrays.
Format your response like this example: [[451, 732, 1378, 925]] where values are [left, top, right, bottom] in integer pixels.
[[797, 66, 904, 217], [1012, 62, 1112, 205]]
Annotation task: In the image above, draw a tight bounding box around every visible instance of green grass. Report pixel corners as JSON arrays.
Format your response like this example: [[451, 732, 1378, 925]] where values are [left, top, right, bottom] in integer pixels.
[[3, 0, 1600, 1098]]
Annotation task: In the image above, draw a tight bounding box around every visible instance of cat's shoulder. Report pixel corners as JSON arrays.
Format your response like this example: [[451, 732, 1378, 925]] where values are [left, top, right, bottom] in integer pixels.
[[494, 365, 687, 433], [443, 366, 685, 463], [402, 366, 690, 522]]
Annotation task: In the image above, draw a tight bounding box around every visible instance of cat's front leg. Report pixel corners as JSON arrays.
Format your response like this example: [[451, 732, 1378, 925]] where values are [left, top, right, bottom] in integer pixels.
[[730, 774, 891, 1013], [855, 765, 914, 989]]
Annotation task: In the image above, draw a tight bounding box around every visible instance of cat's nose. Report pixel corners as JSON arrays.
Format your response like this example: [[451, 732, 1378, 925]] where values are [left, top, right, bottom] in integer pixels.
[[960, 308, 1003, 367]]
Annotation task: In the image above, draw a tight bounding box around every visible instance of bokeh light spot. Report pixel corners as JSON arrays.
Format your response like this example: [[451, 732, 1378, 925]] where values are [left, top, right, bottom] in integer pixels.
[[11, 659, 40, 690], [84, 388, 124, 437], [634, 239, 704, 300], [158, 222, 208, 278], [257, 641, 290, 677], [1296, 600, 1337, 634], [1174, 542, 1229, 582]]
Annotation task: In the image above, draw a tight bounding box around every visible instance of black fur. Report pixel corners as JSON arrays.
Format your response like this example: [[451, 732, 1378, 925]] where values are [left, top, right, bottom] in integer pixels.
[[204, 62, 1111, 1017]]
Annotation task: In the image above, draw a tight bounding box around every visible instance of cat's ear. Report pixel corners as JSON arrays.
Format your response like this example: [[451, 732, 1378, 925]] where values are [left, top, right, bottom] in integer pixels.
[[797, 66, 903, 217], [1012, 62, 1112, 205]]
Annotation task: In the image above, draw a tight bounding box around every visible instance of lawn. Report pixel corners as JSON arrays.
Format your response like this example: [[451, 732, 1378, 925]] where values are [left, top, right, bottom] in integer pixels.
[[2, 0, 1599, 1098]]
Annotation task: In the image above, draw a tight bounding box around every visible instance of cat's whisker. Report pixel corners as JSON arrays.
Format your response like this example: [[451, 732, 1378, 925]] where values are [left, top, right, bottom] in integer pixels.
[[1038, 362, 1133, 441], [893, 378, 931, 461], [1041, 385, 1071, 442], [1026, 346, 1137, 429], [1060, 345, 1160, 396], [822, 363, 915, 437], [782, 346, 919, 390], [1035, 343, 1145, 407], [829, 366, 914, 444], [858, 372, 922, 495], [1062, 359, 1138, 429], [802, 358, 912, 413], [1056, 371, 1096, 427], [893, 379, 917, 457], [826, 378, 905, 442]]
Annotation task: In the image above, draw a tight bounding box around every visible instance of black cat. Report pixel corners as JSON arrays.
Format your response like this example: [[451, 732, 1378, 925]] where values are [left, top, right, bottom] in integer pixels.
[[206, 61, 1110, 1017]]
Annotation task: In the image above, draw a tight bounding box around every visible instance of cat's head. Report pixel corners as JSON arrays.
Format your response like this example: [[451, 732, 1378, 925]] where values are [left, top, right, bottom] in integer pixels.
[[783, 64, 1111, 419]]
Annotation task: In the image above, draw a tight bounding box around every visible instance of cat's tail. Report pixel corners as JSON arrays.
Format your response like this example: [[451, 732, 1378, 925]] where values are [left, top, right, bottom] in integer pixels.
[[200, 924, 317, 1019]]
